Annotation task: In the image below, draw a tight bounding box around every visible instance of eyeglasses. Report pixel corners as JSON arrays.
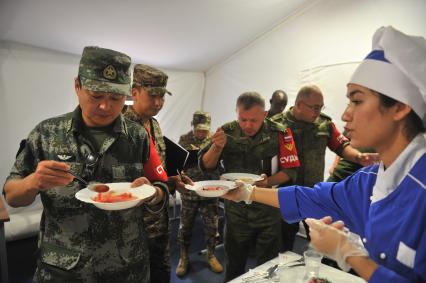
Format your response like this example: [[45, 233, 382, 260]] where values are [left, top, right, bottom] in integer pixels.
[[301, 101, 325, 112]]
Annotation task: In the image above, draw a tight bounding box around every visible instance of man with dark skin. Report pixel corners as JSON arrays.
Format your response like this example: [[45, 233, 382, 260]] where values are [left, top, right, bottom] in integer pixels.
[[267, 90, 288, 118]]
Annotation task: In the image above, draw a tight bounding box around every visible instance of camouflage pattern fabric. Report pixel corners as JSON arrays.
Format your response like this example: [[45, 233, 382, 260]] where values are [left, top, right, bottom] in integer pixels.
[[199, 119, 297, 281], [272, 108, 349, 187], [6, 107, 158, 283], [178, 198, 219, 253], [79, 46, 131, 97], [177, 130, 219, 252], [192, 111, 211, 131], [326, 147, 375, 182], [178, 130, 214, 200], [132, 64, 172, 96], [123, 106, 170, 283]]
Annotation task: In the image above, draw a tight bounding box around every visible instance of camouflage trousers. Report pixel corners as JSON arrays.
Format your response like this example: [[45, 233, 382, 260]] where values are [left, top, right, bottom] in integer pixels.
[[33, 255, 149, 283], [143, 204, 170, 283], [148, 234, 170, 283], [177, 198, 219, 253], [223, 206, 282, 282]]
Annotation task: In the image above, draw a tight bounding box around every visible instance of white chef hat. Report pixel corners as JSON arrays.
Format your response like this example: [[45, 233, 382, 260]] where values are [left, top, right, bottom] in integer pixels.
[[349, 26, 426, 125]]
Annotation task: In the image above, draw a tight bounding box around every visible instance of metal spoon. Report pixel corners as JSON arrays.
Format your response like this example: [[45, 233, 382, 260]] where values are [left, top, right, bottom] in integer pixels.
[[66, 170, 89, 186], [58, 170, 108, 192]]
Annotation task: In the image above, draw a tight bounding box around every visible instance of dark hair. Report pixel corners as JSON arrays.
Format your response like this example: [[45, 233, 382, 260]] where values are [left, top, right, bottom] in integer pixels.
[[378, 93, 425, 139], [236, 92, 265, 110], [272, 89, 288, 99]]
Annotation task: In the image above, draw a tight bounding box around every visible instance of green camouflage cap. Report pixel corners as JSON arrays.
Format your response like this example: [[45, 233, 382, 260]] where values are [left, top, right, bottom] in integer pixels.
[[78, 46, 131, 96], [132, 64, 172, 96], [192, 111, 211, 131]]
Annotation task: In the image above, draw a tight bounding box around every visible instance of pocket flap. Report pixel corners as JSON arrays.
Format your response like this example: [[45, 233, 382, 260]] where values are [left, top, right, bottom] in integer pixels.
[[40, 242, 81, 270]]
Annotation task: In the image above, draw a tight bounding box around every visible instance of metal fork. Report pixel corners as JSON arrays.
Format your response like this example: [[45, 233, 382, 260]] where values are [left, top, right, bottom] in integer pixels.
[[279, 255, 304, 267], [242, 264, 278, 282]]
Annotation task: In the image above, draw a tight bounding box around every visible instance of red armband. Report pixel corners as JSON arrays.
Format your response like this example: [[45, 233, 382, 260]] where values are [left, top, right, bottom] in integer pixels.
[[143, 130, 168, 182], [278, 128, 300, 169], [327, 123, 349, 152]]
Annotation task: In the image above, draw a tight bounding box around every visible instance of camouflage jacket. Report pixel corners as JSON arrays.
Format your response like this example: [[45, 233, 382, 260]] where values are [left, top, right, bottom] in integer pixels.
[[178, 130, 217, 201], [199, 119, 297, 223], [271, 108, 349, 187], [123, 107, 169, 239], [6, 107, 161, 280]]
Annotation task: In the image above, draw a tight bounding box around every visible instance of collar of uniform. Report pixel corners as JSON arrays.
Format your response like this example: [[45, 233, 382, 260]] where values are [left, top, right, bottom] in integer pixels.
[[285, 107, 297, 123], [124, 106, 144, 124], [234, 121, 267, 143], [69, 106, 126, 135], [287, 107, 317, 126], [371, 133, 426, 204]]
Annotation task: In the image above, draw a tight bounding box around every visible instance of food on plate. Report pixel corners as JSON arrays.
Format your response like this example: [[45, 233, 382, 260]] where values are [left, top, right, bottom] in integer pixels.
[[92, 191, 137, 203], [239, 177, 255, 183], [202, 186, 226, 191], [94, 184, 110, 193]]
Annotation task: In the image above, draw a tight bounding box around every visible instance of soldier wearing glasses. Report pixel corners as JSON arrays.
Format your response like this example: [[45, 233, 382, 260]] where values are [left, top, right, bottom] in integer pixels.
[[271, 84, 378, 250], [3, 46, 169, 282]]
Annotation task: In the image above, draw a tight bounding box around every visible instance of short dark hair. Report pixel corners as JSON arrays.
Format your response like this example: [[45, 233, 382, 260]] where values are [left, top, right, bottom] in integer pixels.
[[236, 92, 265, 110], [378, 92, 425, 139], [272, 89, 288, 99]]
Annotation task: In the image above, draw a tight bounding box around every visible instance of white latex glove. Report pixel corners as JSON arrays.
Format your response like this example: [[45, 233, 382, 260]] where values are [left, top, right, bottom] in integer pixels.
[[221, 180, 254, 204], [305, 218, 369, 271]]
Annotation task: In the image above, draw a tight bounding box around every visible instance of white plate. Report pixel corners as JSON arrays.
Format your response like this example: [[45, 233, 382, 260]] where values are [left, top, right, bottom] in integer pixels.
[[75, 182, 156, 210], [220, 173, 262, 184], [185, 180, 236, 197]]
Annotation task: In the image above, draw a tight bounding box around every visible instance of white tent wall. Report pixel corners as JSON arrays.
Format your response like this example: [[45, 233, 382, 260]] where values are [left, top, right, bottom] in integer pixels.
[[0, 42, 204, 236], [0, 41, 204, 183], [203, 0, 426, 179]]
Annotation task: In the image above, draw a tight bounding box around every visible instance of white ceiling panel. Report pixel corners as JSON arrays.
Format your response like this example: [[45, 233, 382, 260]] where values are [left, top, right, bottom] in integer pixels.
[[0, 0, 312, 71]]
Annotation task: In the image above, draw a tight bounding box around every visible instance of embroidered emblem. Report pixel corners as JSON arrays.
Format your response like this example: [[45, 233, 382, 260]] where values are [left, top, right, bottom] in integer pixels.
[[57, 154, 72, 161], [284, 143, 293, 151], [103, 65, 117, 80]]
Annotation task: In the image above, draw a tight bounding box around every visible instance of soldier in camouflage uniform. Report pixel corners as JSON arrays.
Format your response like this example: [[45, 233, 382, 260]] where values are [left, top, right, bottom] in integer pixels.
[[267, 89, 288, 118], [199, 92, 300, 281], [327, 131, 376, 182], [175, 111, 223, 277], [271, 84, 378, 247], [124, 64, 187, 283], [3, 46, 169, 283]]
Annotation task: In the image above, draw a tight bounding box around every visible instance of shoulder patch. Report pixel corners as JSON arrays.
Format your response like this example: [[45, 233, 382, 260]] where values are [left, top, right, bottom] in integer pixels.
[[267, 119, 286, 132], [222, 121, 237, 131]]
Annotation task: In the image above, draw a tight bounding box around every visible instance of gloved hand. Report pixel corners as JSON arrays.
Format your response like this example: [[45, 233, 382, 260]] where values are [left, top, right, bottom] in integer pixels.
[[305, 217, 369, 271], [221, 180, 254, 204]]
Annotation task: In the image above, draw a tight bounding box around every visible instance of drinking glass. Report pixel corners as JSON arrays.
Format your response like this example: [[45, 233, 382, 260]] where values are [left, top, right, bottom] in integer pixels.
[[303, 249, 322, 279]]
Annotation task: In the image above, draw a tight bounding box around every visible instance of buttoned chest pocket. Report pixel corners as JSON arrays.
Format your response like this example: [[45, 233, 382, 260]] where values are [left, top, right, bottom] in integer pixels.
[[111, 163, 144, 182], [42, 162, 84, 209]]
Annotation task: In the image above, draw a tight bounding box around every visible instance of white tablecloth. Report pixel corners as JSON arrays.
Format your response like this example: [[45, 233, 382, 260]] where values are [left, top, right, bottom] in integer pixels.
[[229, 251, 366, 283]]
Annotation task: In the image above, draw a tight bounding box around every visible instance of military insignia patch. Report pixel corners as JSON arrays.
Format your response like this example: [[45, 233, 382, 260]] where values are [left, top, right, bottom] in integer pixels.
[[103, 65, 117, 80], [284, 143, 293, 151], [57, 154, 72, 161]]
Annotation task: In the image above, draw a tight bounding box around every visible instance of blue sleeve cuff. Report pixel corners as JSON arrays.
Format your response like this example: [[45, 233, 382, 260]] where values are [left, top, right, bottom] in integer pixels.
[[369, 265, 410, 283], [278, 186, 303, 223]]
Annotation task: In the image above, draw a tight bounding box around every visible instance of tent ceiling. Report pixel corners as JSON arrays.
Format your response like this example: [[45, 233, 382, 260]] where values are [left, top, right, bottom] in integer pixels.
[[0, 0, 311, 71]]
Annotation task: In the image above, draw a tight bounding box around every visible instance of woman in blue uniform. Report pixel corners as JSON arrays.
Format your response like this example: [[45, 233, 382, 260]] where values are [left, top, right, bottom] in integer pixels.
[[224, 26, 426, 283]]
